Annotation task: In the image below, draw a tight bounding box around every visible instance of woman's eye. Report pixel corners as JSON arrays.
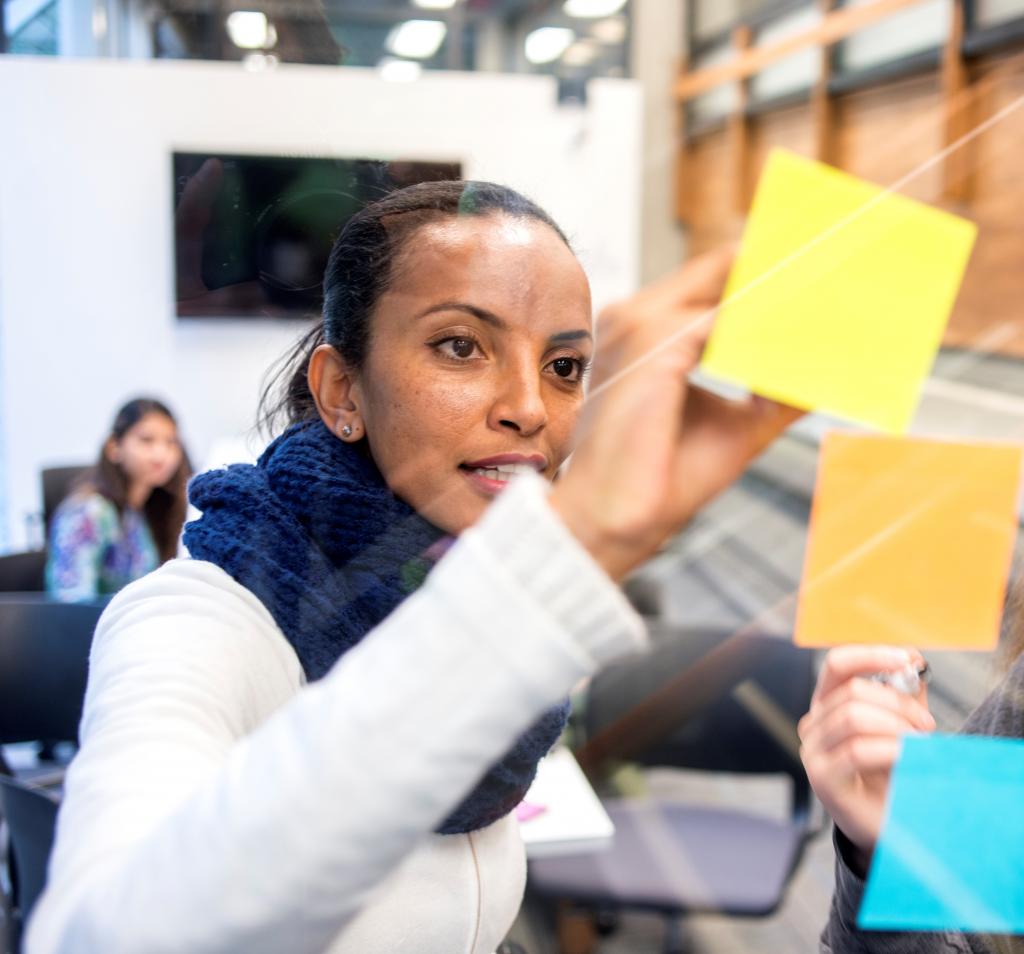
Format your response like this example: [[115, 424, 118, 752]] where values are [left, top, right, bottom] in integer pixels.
[[549, 357, 582, 381], [438, 337, 478, 360]]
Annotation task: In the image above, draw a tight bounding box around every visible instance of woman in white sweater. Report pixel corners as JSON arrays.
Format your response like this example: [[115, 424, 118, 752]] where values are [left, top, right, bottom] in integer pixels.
[[28, 181, 797, 954]]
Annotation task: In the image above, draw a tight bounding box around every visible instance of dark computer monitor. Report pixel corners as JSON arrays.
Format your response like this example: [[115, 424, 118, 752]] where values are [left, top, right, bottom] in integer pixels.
[[172, 152, 462, 319]]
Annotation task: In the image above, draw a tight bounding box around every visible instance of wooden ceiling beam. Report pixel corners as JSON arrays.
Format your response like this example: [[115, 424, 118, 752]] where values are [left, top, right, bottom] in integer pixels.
[[674, 0, 931, 102]]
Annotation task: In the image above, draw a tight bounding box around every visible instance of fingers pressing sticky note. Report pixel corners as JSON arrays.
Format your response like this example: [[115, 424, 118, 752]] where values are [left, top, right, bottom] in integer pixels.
[[699, 150, 978, 433], [795, 432, 1022, 651], [859, 734, 1024, 934]]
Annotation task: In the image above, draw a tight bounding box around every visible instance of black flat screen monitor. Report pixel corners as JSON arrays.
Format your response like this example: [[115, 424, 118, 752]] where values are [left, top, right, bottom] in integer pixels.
[[172, 152, 462, 319]]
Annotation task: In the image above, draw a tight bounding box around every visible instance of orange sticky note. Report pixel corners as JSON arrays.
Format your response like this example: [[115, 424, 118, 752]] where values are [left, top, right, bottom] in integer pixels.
[[795, 433, 1022, 650]]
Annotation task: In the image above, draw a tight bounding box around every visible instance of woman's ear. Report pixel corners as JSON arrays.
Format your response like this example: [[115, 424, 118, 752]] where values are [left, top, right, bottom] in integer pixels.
[[104, 436, 121, 464], [308, 344, 364, 441]]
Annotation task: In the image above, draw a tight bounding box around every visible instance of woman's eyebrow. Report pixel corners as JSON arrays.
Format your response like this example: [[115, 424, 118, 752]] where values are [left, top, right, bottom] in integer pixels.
[[417, 302, 592, 345], [549, 330, 593, 344], [417, 301, 506, 328]]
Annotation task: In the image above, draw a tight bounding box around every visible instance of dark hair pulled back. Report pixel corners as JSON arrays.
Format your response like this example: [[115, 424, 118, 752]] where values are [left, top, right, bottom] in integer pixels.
[[258, 180, 571, 434]]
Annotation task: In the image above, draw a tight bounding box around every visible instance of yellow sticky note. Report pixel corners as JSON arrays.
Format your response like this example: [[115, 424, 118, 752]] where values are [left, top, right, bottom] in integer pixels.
[[700, 150, 978, 434], [794, 432, 1022, 651]]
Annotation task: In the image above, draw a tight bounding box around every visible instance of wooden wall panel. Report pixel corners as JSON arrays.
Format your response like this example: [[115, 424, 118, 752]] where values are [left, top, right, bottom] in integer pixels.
[[748, 101, 818, 184], [681, 129, 742, 254], [680, 57, 1024, 355], [833, 74, 946, 205], [945, 56, 1024, 353]]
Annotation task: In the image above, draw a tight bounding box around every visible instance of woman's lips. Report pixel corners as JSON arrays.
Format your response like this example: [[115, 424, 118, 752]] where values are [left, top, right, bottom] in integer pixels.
[[462, 453, 547, 470], [459, 457, 547, 497], [460, 468, 512, 496]]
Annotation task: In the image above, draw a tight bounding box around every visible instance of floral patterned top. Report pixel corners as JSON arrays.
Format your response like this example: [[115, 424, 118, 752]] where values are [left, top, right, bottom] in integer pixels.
[[45, 493, 159, 602]]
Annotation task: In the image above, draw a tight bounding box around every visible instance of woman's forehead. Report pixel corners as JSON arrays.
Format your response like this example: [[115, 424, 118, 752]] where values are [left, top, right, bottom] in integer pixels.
[[413, 213, 542, 249], [131, 413, 176, 433], [388, 214, 591, 310]]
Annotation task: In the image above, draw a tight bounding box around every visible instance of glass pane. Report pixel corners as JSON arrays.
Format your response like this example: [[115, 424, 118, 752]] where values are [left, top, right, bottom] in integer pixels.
[[7, 0, 59, 56], [838, 0, 950, 73], [751, 5, 822, 102], [689, 41, 740, 125], [692, 0, 813, 43], [975, 0, 1024, 27]]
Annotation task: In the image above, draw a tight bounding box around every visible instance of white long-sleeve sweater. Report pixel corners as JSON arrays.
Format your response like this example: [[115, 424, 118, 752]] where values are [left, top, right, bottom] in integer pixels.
[[27, 473, 647, 954]]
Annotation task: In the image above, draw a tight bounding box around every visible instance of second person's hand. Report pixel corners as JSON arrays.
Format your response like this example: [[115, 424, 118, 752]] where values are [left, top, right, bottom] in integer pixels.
[[798, 645, 935, 873]]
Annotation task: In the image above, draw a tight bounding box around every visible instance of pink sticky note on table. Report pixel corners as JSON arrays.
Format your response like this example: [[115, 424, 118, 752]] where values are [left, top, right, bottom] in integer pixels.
[[515, 801, 548, 823]]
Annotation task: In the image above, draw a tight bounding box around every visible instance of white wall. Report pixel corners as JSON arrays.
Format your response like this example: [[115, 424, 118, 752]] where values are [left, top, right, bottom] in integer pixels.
[[0, 56, 642, 550]]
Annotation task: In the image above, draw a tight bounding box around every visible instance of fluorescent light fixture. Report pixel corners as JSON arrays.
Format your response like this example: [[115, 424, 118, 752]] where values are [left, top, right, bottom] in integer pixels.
[[243, 52, 279, 70], [412, 0, 458, 8], [92, 4, 108, 39], [524, 26, 575, 64], [226, 10, 277, 49], [386, 19, 447, 59], [562, 39, 599, 66], [563, 0, 627, 17], [378, 57, 423, 82], [590, 15, 626, 44]]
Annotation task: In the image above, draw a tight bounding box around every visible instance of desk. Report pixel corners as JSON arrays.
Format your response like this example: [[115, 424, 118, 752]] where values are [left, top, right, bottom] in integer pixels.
[[518, 747, 614, 859]]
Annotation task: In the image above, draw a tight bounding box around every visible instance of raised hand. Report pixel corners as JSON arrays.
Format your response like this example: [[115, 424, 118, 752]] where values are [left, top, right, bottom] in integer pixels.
[[551, 249, 802, 581], [798, 645, 935, 869]]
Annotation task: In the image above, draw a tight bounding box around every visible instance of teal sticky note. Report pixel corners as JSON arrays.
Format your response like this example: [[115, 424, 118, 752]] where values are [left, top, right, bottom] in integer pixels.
[[859, 734, 1024, 934]]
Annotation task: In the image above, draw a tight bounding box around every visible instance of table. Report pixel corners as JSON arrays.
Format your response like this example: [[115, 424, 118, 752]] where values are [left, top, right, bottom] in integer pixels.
[[518, 747, 614, 859]]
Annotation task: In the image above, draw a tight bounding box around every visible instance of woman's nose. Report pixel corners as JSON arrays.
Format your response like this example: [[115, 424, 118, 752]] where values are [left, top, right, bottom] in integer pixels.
[[489, 369, 547, 437], [154, 448, 175, 469]]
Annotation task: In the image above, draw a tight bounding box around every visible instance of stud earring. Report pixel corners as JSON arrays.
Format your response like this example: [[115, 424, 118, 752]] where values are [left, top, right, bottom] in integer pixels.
[[341, 424, 353, 438]]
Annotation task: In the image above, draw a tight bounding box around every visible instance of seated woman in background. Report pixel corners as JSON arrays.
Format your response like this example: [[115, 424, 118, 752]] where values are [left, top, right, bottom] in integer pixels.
[[45, 397, 191, 602], [30, 181, 798, 954], [799, 586, 1024, 954]]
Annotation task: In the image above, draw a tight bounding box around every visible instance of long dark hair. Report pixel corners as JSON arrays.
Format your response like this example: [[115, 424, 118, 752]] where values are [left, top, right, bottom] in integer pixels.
[[80, 398, 192, 563], [258, 180, 572, 435]]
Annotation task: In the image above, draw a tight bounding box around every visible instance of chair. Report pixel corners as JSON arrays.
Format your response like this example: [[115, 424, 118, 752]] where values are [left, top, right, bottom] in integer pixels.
[[0, 598, 102, 780], [0, 776, 60, 951], [528, 625, 817, 954], [0, 552, 46, 594], [40, 466, 90, 538]]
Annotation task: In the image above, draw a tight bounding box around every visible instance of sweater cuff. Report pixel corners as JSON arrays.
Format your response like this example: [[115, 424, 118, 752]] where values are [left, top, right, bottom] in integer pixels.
[[831, 825, 869, 930], [464, 471, 648, 668]]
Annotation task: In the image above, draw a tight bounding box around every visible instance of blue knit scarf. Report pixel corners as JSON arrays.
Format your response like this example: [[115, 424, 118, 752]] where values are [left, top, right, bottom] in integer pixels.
[[184, 419, 569, 834]]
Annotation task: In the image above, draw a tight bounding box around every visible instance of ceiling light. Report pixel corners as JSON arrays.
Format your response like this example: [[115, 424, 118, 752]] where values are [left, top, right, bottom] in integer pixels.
[[226, 11, 277, 50], [590, 15, 627, 44], [412, 0, 458, 8], [524, 26, 575, 65], [92, 4, 108, 39], [563, 0, 627, 18], [378, 57, 423, 82], [386, 19, 447, 59], [562, 39, 599, 66], [243, 52, 279, 70]]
